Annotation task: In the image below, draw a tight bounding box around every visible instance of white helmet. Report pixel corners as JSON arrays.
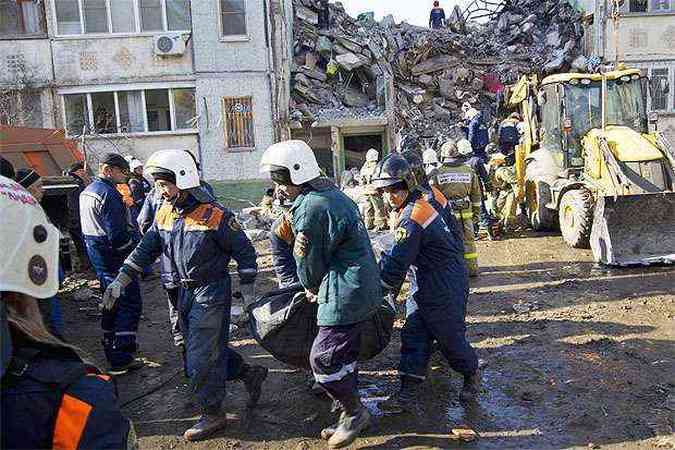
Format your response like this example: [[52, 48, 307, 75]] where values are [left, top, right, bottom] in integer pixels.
[[422, 148, 439, 165], [0, 176, 60, 299], [129, 159, 143, 172], [260, 140, 321, 185], [366, 148, 379, 162], [457, 139, 474, 156], [145, 150, 200, 190]]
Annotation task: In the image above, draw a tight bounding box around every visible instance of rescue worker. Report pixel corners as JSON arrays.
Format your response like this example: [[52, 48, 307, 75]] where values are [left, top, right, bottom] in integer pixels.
[[103, 150, 267, 441], [422, 148, 440, 176], [127, 158, 152, 227], [80, 153, 142, 374], [431, 141, 482, 277], [260, 140, 382, 449], [359, 148, 388, 231], [371, 156, 480, 413], [498, 112, 522, 156], [270, 186, 299, 288], [64, 161, 91, 270], [0, 176, 135, 449], [465, 108, 490, 162], [457, 138, 494, 239], [429, 1, 446, 29], [137, 173, 216, 349], [491, 153, 520, 234]]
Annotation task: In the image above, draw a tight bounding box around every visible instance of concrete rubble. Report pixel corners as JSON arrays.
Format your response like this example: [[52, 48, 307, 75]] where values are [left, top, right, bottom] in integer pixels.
[[290, 0, 590, 141]]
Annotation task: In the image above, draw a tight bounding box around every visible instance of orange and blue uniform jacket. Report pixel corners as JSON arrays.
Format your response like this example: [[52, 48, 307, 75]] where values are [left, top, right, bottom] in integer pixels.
[[122, 194, 257, 287], [1, 342, 134, 449]]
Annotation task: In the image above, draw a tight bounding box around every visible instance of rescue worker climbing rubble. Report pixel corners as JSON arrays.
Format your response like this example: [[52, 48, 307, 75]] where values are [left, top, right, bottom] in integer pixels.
[[102, 150, 268, 442], [359, 148, 388, 231], [429, 1, 447, 29], [260, 140, 382, 449], [431, 141, 482, 277], [0, 176, 136, 449], [371, 155, 480, 414], [465, 107, 490, 162], [80, 153, 143, 374]]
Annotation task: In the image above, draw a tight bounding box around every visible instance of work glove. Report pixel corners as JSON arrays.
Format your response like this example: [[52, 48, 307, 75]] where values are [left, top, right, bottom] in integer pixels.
[[239, 283, 256, 309], [102, 272, 133, 312]]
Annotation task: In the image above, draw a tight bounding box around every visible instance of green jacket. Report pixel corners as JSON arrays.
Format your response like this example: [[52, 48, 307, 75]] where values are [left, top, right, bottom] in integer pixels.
[[290, 179, 382, 326]]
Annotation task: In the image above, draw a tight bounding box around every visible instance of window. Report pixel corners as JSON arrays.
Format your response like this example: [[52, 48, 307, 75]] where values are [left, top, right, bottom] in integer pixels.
[[54, 0, 191, 36], [118, 91, 145, 133], [173, 88, 197, 130], [220, 0, 246, 37], [652, 68, 670, 111], [63, 87, 196, 136], [0, 90, 42, 127], [629, 0, 648, 11], [145, 89, 171, 132], [64, 94, 89, 135], [0, 0, 46, 36], [222, 97, 255, 149]]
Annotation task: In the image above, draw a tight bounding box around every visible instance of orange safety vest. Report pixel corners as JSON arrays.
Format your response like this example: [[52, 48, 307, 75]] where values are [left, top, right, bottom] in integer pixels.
[[116, 184, 135, 208]]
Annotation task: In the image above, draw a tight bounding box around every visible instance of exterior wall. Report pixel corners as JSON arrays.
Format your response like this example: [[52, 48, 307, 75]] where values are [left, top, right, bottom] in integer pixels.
[[197, 74, 274, 181], [191, 0, 270, 74], [50, 36, 194, 86], [191, 0, 276, 181], [0, 39, 53, 86]]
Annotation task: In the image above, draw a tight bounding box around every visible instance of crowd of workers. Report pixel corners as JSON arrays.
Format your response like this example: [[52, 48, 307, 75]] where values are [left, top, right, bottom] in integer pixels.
[[0, 94, 523, 447]]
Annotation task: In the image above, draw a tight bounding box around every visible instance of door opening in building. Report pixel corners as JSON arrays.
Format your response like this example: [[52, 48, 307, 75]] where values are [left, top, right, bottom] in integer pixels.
[[343, 134, 384, 172]]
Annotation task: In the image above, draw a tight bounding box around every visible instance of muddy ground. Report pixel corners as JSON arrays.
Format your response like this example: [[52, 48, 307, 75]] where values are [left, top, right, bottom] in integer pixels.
[[60, 231, 675, 450]]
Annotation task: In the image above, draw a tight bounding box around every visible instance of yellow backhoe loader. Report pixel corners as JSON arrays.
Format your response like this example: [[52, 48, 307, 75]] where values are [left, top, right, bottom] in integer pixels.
[[507, 67, 675, 266]]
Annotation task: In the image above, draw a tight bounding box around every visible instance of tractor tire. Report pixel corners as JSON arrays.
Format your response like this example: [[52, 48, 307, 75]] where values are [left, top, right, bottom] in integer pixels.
[[528, 181, 558, 231], [558, 189, 594, 249]]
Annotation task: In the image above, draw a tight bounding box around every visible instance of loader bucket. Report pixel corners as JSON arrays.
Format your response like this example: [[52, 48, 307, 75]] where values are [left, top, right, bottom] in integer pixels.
[[590, 192, 675, 266]]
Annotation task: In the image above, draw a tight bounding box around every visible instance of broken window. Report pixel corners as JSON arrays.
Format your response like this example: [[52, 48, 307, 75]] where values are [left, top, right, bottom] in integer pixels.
[[173, 88, 197, 130], [222, 97, 255, 149], [629, 0, 648, 12], [0, 90, 42, 127], [64, 94, 90, 136], [0, 0, 46, 36], [64, 88, 196, 135], [111, 0, 137, 33], [651, 68, 670, 111], [55, 0, 82, 35], [118, 91, 145, 133], [167, 0, 191, 31], [91, 92, 117, 134], [145, 90, 171, 132], [220, 0, 247, 36]]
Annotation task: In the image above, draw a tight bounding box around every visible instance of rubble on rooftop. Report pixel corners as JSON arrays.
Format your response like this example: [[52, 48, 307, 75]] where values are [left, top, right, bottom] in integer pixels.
[[290, 0, 591, 142]]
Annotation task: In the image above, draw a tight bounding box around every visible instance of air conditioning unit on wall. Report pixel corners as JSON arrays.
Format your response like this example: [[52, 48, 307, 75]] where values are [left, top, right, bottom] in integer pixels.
[[153, 34, 189, 56]]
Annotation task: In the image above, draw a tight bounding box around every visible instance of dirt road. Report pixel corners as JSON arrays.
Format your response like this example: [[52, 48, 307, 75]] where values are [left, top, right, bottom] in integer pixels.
[[60, 231, 675, 450]]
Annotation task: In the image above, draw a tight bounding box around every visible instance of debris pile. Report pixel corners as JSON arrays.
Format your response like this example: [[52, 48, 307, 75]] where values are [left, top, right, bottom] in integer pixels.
[[290, 0, 589, 140]]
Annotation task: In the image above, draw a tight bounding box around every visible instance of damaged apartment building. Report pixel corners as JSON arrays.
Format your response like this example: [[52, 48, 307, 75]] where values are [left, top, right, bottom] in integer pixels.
[[0, 0, 293, 181]]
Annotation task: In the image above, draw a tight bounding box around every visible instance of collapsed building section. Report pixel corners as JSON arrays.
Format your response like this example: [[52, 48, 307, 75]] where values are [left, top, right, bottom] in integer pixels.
[[289, 0, 591, 177]]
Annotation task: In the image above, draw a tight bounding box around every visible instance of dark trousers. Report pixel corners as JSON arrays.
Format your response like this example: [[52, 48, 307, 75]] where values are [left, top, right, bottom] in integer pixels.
[[399, 300, 478, 381], [85, 239, 142, 368], [165, 286, 183, 346], [179, 280, 244, 414], [310, 323, 362, 412]]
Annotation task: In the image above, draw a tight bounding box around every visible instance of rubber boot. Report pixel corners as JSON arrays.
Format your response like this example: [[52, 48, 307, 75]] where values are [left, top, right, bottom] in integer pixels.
[[460, 370, 481, 402], [183, 414, 228, 441], [327, 401, 371, 449], [241, 365, 268, 408], [379, 376, 420, 415]]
